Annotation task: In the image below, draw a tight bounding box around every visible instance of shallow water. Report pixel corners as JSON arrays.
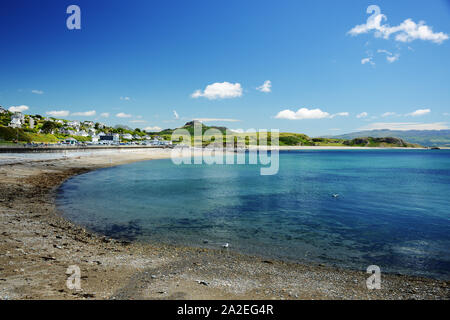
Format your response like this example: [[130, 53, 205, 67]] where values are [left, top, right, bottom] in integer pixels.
[[57, 149, 450, 279]]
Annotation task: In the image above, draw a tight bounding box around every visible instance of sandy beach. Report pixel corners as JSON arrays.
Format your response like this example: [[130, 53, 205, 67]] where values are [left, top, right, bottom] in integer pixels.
[[0, 148, 448, 300]]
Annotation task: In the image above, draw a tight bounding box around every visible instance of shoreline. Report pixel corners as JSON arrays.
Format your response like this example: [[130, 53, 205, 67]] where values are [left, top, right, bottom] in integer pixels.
[[0, 146, 437, 166], [0, 149, 448, 299]]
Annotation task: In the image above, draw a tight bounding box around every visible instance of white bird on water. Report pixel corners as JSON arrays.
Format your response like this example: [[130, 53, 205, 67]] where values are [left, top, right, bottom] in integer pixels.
[[332, 194, 339, 198], [222, 243, 229, 248]]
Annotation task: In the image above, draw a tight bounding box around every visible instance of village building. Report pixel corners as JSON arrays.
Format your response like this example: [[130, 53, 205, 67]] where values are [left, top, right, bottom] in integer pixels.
[[83, 121, 94, 127], [77, 130, 89, 137], [122, 133, 133, 140], [67, 121, 81, 128], [99, 134, 120, 144], [9, 112, 25, 128], [64, 137, 78, 145], [59, 128, 77, 135]]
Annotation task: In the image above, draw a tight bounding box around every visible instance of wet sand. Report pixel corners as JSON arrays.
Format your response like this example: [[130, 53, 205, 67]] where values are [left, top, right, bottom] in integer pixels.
[[0, 149, 448, 300]]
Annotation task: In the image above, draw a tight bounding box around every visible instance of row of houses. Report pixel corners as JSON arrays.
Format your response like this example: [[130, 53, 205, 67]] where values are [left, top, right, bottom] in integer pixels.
[[59, 128, 97, 137], [62, 120, 99, 129], [91, 134, 171, 145], [65, 134, 172, 146]]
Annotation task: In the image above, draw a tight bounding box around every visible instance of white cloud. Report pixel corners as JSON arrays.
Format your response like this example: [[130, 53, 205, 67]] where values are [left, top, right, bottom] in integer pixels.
[[120, 96, 131, 101], [31, 89, 44, 95], [229, 128, 257, 133], [143, 126, 162, 132], [386, 54, 400, 63], [348, 5, 448, 44], [72, 110, 96, 117], [359, 122, 448, 131], [407, 108, 431, 116], [129, 120, 147, 123], [116, 112, 132, 118], [377, 49, 392, 55], [275, 108, 330, 120], [377, 49, 400, 63], [357, 112, 368, 118], [361, 57, 375, 65], [46, 110, 69, 117], [191, 82, 243, 100], [100, 112, 110, 118], [382, 112, 396, 117], [275, 108, 350, 120], [173, 110, 179, 119], [193, 118, 241, 122], [9, 105, 29, 113], [329, 112, 350, 119], [256, 80, 272, 93]]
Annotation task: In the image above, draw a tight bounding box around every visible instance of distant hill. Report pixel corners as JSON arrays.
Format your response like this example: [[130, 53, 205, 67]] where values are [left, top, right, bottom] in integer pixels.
[[157, 122, 420, 148], [327, 130, 450, 147], [155, 120, 228, 136]]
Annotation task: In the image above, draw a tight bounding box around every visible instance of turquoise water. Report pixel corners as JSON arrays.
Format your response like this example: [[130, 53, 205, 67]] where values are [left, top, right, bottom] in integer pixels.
[[57, 150, 450, 279]]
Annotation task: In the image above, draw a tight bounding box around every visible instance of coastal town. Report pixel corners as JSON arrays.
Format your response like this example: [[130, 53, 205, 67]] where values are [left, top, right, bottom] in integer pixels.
[[0, 106, 172, 146]]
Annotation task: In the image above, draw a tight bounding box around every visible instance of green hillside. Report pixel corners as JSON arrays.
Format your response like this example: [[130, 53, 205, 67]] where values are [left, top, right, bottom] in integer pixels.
[[0, 108, 423, 148], [328, 129, 450, 147]]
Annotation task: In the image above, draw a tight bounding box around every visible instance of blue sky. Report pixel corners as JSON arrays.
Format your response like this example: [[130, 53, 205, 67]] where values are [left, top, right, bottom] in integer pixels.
[[1, 0, 449, 136]]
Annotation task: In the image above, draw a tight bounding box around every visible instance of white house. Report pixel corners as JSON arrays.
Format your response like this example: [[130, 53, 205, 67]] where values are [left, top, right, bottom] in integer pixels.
[[67, 121, 81, 128], [9, 117, 22, 128], [0, 107, 6, 114], [77, 130, 89, 137], [59, 128, 77, 135], [122, 133, 133, 140], [64, 137, 78, 145], [92, 135, 100, 143], [9, 112, 25, 128]]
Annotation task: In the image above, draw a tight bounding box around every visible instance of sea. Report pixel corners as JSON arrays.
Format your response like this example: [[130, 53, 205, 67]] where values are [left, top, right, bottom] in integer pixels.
[[57, 149, 450, 279]]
